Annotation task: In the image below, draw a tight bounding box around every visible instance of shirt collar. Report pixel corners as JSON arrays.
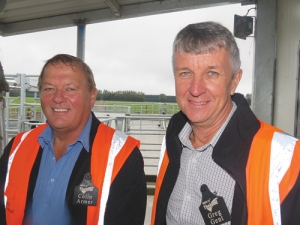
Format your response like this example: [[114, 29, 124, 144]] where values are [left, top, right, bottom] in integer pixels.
[[38, 113, 93, 152]]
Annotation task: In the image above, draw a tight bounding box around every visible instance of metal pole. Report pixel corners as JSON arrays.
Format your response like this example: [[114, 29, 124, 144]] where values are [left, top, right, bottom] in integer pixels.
[[5, 91, 9, 143], [34, 92, 37, 120], [76, 20, 86, 61], [295, 42, 300, 137], [20, 74, 25, 132], [0, 93, 6, 154]]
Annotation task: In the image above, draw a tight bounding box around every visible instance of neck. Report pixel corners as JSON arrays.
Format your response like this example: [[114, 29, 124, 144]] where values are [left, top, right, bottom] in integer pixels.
[[189, 101, 234, 149], [189, 125, 217, 149], [52, 130, 81, 161]]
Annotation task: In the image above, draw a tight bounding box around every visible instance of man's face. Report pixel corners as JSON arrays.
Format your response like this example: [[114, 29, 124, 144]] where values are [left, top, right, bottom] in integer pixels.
[[174, 48, 242, 128], [40, 62, 97, 134]]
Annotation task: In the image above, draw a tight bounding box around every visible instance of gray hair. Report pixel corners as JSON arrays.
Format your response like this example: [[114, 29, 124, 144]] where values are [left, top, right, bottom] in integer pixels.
[[172, 21, 241, 76], [38, 54, 96, 92]]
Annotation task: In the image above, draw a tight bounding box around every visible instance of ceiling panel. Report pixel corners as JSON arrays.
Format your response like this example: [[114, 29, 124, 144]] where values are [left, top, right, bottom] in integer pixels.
[[1, 0, 112, 23], [0, 0, 250, 36]]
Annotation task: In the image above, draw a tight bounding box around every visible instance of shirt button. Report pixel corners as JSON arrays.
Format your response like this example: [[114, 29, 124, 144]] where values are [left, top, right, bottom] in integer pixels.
[[51, 178, 55, 183], [192, 158, 197, 163]]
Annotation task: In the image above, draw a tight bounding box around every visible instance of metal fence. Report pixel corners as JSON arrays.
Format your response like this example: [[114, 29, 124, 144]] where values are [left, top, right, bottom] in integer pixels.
[[96, 114, 169, 177], [92, 103, 179, 115]]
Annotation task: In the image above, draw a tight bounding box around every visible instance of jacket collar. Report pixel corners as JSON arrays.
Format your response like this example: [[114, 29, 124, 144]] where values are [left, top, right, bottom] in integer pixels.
[[213, 93, 260, 195], [166, 93, 260, 195]]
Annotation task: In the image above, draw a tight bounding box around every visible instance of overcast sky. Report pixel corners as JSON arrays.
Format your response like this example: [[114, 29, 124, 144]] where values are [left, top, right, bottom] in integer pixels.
[[0, 3, 256, 96]]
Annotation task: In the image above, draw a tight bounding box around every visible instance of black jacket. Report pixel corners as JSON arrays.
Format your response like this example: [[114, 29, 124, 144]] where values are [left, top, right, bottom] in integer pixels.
[[153, 93, 300, 225], [0, 113, 147, 225]]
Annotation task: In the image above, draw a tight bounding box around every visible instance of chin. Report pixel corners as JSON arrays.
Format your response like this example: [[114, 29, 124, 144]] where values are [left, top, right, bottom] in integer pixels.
[[47, 120, 69, 128], [185, 113, 205, 124]]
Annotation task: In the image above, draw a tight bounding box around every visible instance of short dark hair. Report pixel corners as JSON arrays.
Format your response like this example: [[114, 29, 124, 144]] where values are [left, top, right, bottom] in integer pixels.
[[172, 21, 241, 75], [38, 54, 96, 92]]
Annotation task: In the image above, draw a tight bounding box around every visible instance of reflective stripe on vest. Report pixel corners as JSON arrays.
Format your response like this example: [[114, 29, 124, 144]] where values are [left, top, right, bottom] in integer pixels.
[[157, 136, 166, 176], [4, 123, 140, 225], [246, 121, 300, 225], [4, 129, 33, 208], [151, 135, 168, 225], [88, 125, 139, 225], [152, 121, 300, 225]]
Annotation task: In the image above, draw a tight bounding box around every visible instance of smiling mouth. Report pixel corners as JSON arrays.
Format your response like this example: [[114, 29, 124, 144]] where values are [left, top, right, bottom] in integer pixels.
[[53, 108, 68, 112], [189, 100, 208, 105]]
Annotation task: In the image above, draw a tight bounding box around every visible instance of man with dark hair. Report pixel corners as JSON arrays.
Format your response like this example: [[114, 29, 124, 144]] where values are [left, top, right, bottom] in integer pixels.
[[0, 54, 147, 225], [151, 22, 300, 225]]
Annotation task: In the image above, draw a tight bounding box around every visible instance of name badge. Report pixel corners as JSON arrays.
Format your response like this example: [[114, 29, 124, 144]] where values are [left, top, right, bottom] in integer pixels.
[[73, 173, 98, 206], [199, 184, 231, 225]]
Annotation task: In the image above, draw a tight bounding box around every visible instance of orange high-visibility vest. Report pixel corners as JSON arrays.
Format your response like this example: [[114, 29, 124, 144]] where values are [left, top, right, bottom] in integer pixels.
[[151, 121, 300, 225], [4, 123, 140, 225], [246, 121, 300, 225]]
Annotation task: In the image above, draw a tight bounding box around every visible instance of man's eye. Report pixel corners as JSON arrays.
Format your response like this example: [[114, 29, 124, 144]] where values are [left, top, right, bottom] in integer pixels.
[[67, 88, 75, 91], [44, 88, 53, 91], [208, 71, 217, 76], [181, 72, 190, 77]]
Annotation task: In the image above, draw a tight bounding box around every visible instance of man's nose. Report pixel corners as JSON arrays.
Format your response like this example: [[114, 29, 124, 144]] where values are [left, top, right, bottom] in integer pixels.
[[189, 76, 206, 97], [53, 90, 66, 103]]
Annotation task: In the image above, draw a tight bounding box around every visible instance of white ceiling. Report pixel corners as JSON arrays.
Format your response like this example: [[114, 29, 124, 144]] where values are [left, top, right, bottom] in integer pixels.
[[0, 0, 253, 36]]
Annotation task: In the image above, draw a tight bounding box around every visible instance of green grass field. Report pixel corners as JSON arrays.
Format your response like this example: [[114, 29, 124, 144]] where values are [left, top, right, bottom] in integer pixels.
[[95, 100, 179, 114], [6, 97, 40, 104], [6, 97, 180, 115]]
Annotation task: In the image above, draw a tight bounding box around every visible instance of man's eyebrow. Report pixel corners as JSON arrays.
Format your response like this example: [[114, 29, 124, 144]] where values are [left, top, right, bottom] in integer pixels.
[[175, 67, 190, 71], [207, 65, 220, 69]]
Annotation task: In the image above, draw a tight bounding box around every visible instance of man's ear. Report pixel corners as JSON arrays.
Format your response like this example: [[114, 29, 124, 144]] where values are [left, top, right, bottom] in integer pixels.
[[90, 88, 98, 106], [230, 69, 242, 95]]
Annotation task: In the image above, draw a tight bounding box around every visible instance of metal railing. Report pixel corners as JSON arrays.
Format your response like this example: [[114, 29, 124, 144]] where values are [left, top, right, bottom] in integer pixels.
[[92, 103, 180, 115], [94, 113, 170, 177], [92, 104, 131, 114]]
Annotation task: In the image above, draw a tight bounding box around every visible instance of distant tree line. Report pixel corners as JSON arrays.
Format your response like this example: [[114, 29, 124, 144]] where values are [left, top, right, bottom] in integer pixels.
[[96, 90, 177, 103], [144, 94, 176, 103], [97, 90, 144, 102]]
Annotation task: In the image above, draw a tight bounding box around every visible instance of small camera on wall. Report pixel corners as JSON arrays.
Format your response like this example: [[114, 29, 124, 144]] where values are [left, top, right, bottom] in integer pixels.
[[234, 14, 254, 40]]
